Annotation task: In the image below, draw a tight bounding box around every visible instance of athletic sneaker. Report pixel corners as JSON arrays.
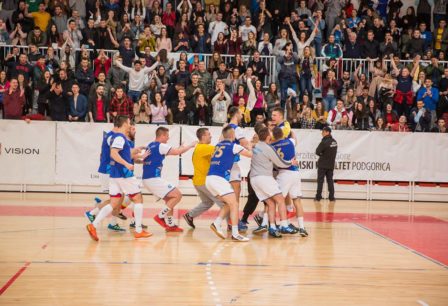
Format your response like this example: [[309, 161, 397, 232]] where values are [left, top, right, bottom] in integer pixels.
[[238, 220, 248, 232], [253, 214, 263, 226], [154, 215, 168, 229], [166, 225, 184, 232], [85, 211, 95, 223], [298, 228, 309, 237], [289, 223, 300, 232], [134, 230, 153, 238], [129, 222, 148, 229], [108, 224, 126, 232], [86, 224, 98, 241], [268, 227, 282, 238], [117, 212, 127, 220], [231, 234, 249, 242], [210, 223, 226, 239], [279, 225, 298, 234], [183, 213, 195, 229], [252, 225, 268, 234]]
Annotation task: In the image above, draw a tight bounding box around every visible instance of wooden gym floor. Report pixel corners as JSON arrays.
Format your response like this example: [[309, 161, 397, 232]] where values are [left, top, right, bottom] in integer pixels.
[[0, 192, 447, 306]]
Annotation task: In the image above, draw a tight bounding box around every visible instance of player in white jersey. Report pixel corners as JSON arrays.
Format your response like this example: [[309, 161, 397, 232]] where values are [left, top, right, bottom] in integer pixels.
[[86, 116, 151, 241], [141, 127, 196, 232], [271, 127, 308, 237]]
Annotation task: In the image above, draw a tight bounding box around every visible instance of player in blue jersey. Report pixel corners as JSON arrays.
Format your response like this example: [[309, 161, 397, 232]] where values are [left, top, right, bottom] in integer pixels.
[[86, 116, 152, 241], [142, 126, 196, 232], [271, 127, 308, 237], [271, 107, 297, 219], [206, 125, 253, 242], [84, 126, 128, 232]]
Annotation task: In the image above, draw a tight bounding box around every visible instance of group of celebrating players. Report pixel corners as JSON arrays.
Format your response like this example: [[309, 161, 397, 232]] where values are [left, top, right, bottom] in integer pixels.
[[85, 106, 307, 242]]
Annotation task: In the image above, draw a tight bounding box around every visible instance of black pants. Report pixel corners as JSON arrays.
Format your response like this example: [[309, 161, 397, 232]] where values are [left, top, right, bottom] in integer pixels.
[[316, 168, 335, 201], [241, 175, 260, 223]]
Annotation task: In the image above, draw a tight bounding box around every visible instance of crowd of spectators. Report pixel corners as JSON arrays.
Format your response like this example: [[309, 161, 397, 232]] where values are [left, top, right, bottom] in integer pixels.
[[0, 0, 447, 133]]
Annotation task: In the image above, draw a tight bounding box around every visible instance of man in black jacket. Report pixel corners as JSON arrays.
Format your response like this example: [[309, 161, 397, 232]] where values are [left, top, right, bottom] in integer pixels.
[[315, 127, 338, 203]]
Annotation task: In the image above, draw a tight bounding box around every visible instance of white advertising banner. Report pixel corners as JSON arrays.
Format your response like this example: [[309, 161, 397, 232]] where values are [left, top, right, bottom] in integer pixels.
[[294, 130, 421, 181], [0, 120, 56, 184], [56, 122, 112, 185], [55, 123, 180, 186]]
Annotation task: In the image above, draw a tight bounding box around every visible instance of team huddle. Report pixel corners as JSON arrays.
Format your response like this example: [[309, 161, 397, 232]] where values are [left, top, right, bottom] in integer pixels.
[[85, 106, 307, 242]]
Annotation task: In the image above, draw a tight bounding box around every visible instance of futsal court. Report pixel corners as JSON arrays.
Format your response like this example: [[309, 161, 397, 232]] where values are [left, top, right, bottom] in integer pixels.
[[0, 192, 447, 306]]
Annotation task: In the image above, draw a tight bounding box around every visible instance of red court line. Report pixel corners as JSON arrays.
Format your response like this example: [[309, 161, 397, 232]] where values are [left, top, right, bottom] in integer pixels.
[[0, 262, 30, 296]]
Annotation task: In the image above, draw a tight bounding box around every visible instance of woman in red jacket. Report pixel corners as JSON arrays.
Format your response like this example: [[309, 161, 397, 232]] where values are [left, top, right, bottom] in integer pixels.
[[162, 2, 176, 39]]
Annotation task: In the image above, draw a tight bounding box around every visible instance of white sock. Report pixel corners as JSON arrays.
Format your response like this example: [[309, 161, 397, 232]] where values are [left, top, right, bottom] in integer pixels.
[[92, 204, 113, 228], [158, 205, 171, 218], [280, 220, 288, 228], [261, 213, 268, 226], [286, 205, 294, 212], [110, 216, 118, 225], [270, 224, 277, 230], [231, 225, 239, 236], [213, 216, 223, 229], [166, 216, 175, 227], [133, 203, 143, 233], [298, 217, 304, 229], [258, 211, 264, 217], [127, 202, 134, 211], [90, 207, 99, 215]]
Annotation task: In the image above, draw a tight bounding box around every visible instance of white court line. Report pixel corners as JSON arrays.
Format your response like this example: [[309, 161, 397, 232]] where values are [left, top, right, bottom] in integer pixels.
[[417, 300, 429, 306]]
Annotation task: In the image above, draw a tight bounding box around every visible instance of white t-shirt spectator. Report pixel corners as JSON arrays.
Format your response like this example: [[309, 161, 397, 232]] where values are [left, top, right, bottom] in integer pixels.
[[239, 25, 257, 42]]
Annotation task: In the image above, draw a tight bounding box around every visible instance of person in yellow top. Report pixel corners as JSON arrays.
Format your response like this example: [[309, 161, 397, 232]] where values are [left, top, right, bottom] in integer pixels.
[[25, 2, 51, 32], [237, 97, 251, 127], [270, 107, 292, 139], [183, 127, 224, 229]]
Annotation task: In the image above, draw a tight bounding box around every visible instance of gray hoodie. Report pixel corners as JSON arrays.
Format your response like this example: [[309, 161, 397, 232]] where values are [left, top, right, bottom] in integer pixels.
[[250, 141, 292, 178]]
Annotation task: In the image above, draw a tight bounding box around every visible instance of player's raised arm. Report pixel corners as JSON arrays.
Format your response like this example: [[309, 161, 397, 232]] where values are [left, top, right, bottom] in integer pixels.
[[167, 141, 198, 156]]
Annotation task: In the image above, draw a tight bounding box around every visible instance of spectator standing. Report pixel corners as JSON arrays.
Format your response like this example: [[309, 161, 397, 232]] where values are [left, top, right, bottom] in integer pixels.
[[88, 84, 110, 122], [416, 78, 439, 128], [49, 82, 69, 121], [109, 87, 134, 120], [150, 92, 168, 124], [68, 83, 88, 122], [75, 58, 94, 97], [211, 80, 231, 126], [3, 78, 25, 120], [315, 127, 337, 203], [115, 58, 159, 102]]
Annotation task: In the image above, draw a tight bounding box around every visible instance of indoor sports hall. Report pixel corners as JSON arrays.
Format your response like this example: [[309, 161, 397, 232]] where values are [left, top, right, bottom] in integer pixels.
[[0, 121, 447, 306]]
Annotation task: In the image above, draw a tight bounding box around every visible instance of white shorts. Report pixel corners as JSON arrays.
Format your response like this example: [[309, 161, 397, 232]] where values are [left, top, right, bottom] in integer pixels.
[[99, 173, 110, 192], [250, 176, 282, 202], [229, 163, 241, 182], [142, 178, 176, 200], [205, 175, 234, 197], [276, 170, 302, 199], [109, 177, 141, 197]]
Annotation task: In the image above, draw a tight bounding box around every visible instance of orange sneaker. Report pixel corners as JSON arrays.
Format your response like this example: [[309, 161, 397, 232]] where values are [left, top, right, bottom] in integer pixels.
[[166, 225, 184, 232], [134, 230, 153, 238], [86, 224, 98, 241]]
